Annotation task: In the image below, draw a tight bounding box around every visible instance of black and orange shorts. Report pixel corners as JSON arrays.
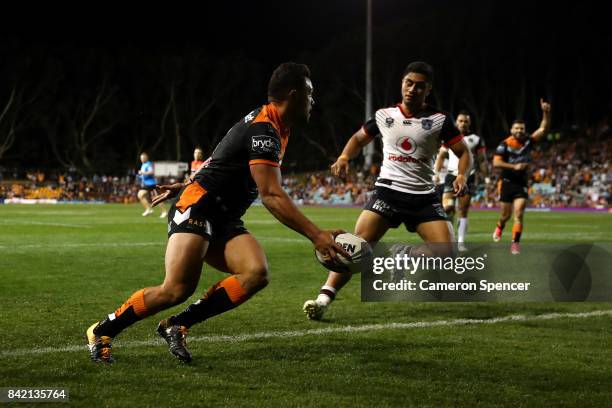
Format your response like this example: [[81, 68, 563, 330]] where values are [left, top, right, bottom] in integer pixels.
[[499, 179, 528, 203], [167, 183, 248, 244]]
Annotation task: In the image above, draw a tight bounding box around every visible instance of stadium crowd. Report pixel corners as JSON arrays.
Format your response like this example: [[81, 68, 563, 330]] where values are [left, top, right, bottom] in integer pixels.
[[1, 138, 609, 208]]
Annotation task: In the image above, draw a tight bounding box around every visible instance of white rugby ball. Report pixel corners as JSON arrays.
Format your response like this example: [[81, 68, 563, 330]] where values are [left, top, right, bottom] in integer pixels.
[[315, 233, 371, 273]]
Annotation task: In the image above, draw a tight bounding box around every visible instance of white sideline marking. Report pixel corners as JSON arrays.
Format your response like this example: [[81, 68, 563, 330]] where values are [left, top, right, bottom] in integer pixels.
[[0, 220, 93, 228], [0, 237, 307, 251], [2, 310, 610, 357], [0, 242, 165, 250]]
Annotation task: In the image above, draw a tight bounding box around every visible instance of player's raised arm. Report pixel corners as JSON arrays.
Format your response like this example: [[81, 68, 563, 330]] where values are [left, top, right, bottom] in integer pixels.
[[531, 98, 552, 141], [331, 124, 377, 178], [250, 164, 350, 262]]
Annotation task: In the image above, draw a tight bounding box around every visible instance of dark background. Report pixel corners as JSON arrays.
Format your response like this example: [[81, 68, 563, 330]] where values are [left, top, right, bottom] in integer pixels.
[[1, 1, 610, 174]]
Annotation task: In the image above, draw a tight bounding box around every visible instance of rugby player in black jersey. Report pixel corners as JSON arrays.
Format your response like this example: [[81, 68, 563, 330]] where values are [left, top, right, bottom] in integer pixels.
[[492, 98, 551, 254], [85, 62, 349, 363]]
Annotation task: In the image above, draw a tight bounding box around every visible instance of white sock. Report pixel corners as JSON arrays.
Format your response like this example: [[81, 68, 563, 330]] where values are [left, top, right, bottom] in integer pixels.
[[316, 285, 336, 306], [458, 218, 468, 243]]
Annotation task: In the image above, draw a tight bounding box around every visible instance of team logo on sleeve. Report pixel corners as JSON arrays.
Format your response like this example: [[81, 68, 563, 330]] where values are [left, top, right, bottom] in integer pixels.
[[252, 136, 280, 154], [396, 136, 417, 154], [421, 119, 433, 130], [244, 111, 255, 123]]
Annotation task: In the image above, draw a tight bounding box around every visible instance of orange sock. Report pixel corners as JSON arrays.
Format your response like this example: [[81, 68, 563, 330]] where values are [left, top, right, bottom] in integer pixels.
[[217, 276, 249, 305], [114, 289, 150, 318], [512, 224, 523, 243], [95, 289, 150, 338]]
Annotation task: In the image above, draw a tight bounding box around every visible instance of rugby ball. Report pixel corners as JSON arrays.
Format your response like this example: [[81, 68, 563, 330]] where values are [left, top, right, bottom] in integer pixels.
[[315, 233, 371, 273]]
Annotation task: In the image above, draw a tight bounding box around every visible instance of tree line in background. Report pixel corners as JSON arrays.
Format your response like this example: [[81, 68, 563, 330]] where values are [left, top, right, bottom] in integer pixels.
[[1, 16, 610, 175]]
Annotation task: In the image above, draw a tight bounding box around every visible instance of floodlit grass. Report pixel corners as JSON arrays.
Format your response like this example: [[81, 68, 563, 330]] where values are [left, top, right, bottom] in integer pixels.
[[0, 204, 610, 407]]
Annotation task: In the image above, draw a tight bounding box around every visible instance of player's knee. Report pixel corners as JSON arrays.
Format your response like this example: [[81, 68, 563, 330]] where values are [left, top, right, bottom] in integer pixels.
[[160, 282, 195, 306], [241, 264, 269, 293]]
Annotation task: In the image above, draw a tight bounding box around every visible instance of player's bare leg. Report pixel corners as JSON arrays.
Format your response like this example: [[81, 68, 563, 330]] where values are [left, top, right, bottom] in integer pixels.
[[457, 194, 471, 251], [304, 210, 389, 320], [442, 192, 456, 225], [415, 219, 455, 257], [158, 233, 268, 362], [138, 189, 154, 216], [383, 220, 455, 279], [510, 198, 526, 254], [86, 233, 208, 363], [494, 202, 512, 242]]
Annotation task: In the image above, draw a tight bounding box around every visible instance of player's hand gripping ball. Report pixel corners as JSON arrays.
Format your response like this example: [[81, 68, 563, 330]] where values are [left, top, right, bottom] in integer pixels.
[[315, 233, 372, 273]]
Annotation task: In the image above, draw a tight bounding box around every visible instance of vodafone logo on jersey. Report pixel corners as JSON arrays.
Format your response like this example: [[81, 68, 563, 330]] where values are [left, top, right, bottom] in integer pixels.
[[396, 136, 417, 154], [388, 154, 422, 164]]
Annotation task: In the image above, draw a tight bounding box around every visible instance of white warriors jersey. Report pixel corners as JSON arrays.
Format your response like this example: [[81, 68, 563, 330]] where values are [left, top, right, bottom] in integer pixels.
[[446, 133, 486, 176], [363, 104, 462, 194]]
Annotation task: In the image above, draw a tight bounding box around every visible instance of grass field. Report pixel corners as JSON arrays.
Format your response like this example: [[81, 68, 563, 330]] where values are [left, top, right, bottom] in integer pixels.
[[0, 204, 611, 407]]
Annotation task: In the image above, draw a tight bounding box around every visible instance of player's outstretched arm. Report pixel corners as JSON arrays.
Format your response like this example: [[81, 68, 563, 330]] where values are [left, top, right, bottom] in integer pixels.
[[449, 139, 472, 196], [531, 98, 551, 141], [151, 183, 184, 207], [331, 128, 375, 178], [250, 164, 350, 262]]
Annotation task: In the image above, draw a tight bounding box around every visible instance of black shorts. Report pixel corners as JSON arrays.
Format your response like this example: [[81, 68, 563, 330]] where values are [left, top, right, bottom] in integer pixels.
[[364, 186, 448, 232], [167, 184, 249, 244], [435, 183, 445, 201], [443, 174, 476, 196], [499, 179, 529, 203], [140, 185, 157, 192]]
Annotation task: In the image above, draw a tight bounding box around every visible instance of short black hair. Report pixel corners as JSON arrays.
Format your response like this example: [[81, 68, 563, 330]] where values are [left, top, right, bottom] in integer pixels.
[[457, 110, 471, 118], [512, 119, 526, 126], [268, 62, 311, 101], [402, 61, 434, 84]]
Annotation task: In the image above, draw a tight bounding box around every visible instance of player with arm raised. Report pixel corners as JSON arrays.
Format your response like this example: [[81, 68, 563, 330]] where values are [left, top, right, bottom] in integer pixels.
[[492, 99, 551, 254]]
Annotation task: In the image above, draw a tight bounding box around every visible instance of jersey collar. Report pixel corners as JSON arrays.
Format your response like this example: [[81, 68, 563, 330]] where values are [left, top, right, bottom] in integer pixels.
[[263, 103, 290, 140], [396, 103, 428, 119]]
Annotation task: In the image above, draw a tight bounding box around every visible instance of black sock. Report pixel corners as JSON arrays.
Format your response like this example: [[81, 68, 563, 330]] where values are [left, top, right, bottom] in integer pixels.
[[171, 287, 235, 328], [94, 307, 141, 338]]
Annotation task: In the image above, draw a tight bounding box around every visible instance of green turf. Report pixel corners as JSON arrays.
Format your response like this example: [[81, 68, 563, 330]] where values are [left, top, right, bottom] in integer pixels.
[[0, 204, 610, 407]]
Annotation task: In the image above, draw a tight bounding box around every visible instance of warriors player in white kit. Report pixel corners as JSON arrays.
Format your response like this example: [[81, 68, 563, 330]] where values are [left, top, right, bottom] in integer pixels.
[[434, 111, 489, 252], [304, 62, 472, 320]]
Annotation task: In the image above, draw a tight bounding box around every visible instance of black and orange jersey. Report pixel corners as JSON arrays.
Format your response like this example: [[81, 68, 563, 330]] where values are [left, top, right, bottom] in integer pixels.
[[494, 135, 536, 185], [188, 103, 289, 219]]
